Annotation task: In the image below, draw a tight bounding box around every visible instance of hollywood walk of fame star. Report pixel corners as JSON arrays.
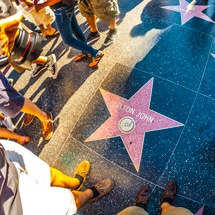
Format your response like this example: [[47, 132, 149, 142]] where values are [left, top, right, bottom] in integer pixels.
[[85, 78, 184, 172], [195, 206, 204, 215], [161, 0, 215, 25]]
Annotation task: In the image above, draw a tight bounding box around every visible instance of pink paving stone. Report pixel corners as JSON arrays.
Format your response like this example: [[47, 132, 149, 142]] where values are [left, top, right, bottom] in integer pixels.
[[161, 0, 214, 25], [85, 78, 183, 172]]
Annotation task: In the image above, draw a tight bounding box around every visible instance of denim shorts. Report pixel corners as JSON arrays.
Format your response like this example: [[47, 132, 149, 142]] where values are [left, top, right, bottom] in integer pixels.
[[78, 0, 120, 22], [0, 72, 24, 118]]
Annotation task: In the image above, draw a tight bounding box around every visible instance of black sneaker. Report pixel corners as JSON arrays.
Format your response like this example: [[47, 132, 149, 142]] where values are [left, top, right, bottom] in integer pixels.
[[103, 29, 117, 47], [48, 54, 58, 80], [31, 54, 58, 79], [31, 63, 49, 77], [87, 32, 100, 44]]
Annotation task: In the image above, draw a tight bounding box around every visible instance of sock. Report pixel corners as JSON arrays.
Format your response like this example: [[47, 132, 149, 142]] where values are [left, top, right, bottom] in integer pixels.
[[136, 203, 147, 210], [109, 28, 117, 33], [75, 174, 84, 186], [47, 57, 51, 62], [89, 186, 100, 199], [162, 198, 174, 205], [90, 31, 99, 36]]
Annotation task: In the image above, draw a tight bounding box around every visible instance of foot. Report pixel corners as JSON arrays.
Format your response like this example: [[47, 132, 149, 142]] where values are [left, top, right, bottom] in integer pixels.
[[89, 51, 104, 68], [103, 29, 117, 47], [45, 29, 59, 37], [135, 186, 150, 210], [41, 112, 53, 140], [161, 180, 177, 206], [89, 178, 114, 202], [74, 54, 91, 62], [87, 31, 100, 44], [74, 160, 90, 190], [23, 114, 35, 126], [48, 54, 58, 80], [31, 63, 49, 77], [18, 136, 30, 145], [31, 54, 58, 79], [3, 115, 15, 131]]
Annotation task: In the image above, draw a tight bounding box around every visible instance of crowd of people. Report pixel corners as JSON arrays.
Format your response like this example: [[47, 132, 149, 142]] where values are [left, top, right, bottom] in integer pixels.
[[0, 0, 204, 214]]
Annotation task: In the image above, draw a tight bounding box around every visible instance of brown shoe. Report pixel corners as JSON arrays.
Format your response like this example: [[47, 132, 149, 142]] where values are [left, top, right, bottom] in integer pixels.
[[41, 112, 53, 140], [161, 180, 177, 206], [74, 53, 91, 62], [90, 178, 114, 202], [23, 114, 35, 126], [135, 186, 150, 209], [89, 51, 104, 68], [74, 160, 90, 190]]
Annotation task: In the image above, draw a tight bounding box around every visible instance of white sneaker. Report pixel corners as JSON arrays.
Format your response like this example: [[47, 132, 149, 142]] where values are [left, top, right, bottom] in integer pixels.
[[3, 115, 15, 131], [48, 54, 58, 80]]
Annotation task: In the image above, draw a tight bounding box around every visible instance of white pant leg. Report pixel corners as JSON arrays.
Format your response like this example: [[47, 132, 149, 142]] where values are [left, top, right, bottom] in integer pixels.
[[0, 140, 77, 215]]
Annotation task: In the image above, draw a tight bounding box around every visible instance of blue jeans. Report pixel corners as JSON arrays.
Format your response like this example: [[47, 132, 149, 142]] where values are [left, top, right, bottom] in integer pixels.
[[54, 6, 99, 57]]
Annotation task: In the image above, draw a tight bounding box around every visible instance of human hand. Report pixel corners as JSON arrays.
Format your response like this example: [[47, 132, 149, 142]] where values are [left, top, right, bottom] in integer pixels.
[[0, 10, 23, 57]]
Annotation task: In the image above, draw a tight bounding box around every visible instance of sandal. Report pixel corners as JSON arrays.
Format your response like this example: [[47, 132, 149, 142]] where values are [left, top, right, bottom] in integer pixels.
[[89, 51, 104, 68], [161, 180, 177, 206], [18, 136, 30, 145], [74, 54, 91, 62]]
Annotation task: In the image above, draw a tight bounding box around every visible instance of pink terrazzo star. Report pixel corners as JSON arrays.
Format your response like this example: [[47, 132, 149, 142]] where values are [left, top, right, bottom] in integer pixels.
[[85, 78, 183, 172], [195, 206, 204, 215], [161, 0, 215, 25]]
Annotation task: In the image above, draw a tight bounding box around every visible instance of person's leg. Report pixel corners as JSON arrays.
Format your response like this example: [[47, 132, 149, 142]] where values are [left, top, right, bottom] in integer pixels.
[[116, 186, 150, 215], [0, 72, 51, 138], [117, 206, 149, 215], [38, 24, 57, 37], [31, 54, 58, 79], [36, 7, 58, 37], [86, 15, 98, 33], [45, 24, 59, 36], [50, 160, 90, 190], [160, 181, 194, 215], [77, 0, 100, 43], [161, 205, 194, 215], [0, 72, 52, 139], [0, 127, 30, 145], [54, 7, 104, 67], [90, 0, 119, 46], [160, 181, 177, 215], [72, 178, 114, 209], [21, 98, 47, 123], [161, 202, 175, 215], [21, 98, 53, 140], [103, 17, 117, 46], [109, 17, 116, 30], [71, 14, 87, 43], [33, 56, 48, 65], [0, 112, 14, 130], [71, 13, 94, 62], [54, 7, 98, 57], [0, 112, 5, 120], [50, 167, 80, 188]]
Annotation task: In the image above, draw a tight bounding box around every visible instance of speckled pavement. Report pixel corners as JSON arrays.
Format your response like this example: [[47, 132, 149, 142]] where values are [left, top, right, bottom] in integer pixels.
[[6, 0, 215, 214]]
